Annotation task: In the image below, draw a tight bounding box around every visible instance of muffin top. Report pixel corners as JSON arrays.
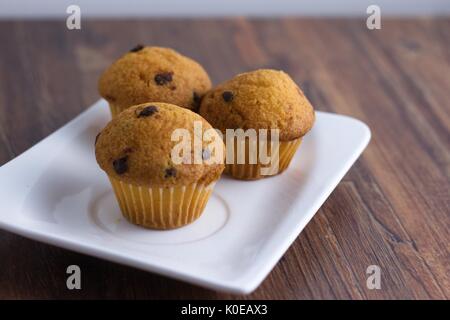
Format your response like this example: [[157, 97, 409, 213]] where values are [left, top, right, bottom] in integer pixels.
[[95, 102, 225, 187], [98, 46, 212, 112], [199, 69, 315, 141]]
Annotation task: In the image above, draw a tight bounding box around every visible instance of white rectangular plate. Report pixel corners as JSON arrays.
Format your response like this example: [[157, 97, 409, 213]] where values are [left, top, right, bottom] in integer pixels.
[[0, 100, 370, 294]]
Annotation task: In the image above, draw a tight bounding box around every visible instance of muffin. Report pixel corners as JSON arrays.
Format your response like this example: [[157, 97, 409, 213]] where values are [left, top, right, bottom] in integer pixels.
[[199, 69, 315, 180], [98, 46, 212, 117], [95, 102, 225, 229]]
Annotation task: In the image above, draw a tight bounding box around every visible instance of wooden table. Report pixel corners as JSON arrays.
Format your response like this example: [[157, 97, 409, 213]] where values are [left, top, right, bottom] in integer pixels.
[[0, 18, 448, 299]]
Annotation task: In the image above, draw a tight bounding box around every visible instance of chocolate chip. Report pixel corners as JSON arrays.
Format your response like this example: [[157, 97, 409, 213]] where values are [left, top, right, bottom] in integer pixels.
[[113, 156, 128, 175], [222, 91, 234, 102], [192, 92, 202, 111], [130, 44, 144, 52], [164, 167, 177, 178], [202, 148, 211, 160], [154, 72, 173, 85], [137, 105, 158, 118]]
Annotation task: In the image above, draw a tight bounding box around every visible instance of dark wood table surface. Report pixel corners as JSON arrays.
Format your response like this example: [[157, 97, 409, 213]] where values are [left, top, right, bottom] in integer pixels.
[[0, 18, 448, 299]]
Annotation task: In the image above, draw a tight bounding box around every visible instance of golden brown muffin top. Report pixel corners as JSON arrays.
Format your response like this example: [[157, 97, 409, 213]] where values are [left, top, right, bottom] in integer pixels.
[[199, 69, 315, 141], [98, 46, 212, 112], [95, 102, 225, 187]]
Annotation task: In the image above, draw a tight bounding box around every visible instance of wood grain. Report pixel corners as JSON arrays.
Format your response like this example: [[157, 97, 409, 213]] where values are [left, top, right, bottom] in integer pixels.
[[0, 18, 448, 299]]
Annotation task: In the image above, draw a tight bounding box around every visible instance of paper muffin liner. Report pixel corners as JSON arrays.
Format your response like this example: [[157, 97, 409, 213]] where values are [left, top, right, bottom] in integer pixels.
[[225, 137, 302, 180], [108, 177, 216, 229]]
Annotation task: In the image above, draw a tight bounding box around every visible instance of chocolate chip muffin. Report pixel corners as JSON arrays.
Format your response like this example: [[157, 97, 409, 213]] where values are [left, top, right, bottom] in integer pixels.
[[98, 46, 212, 117], [199, 69, 315, 180], [95, 102, 225, 229]]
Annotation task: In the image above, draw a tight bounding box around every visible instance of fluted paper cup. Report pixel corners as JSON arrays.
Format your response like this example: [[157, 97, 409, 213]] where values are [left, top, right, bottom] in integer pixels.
[[108, 177, 215, 229], [225, 137, 302, 180]]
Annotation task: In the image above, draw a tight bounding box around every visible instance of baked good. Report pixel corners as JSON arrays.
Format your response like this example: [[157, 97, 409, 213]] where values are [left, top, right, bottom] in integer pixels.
[[98, 46, 212, 116], [199, 69, 315, 179], [95, 102, 225, 229]]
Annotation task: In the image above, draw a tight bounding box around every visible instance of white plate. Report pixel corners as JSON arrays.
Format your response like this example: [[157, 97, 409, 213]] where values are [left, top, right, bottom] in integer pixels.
[[0, 100, 370, 294]]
